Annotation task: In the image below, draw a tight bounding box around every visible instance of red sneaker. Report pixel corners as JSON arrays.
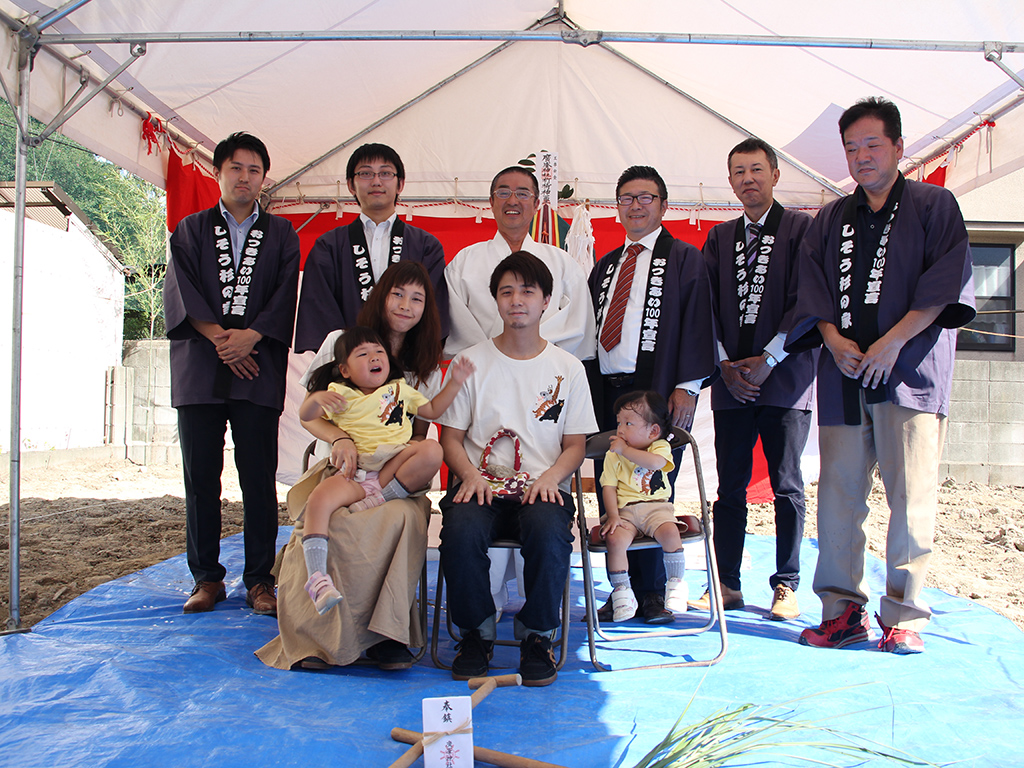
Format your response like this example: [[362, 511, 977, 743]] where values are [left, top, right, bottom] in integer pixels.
[[875, 614, 924, 654], [798, 601, 872, 649]]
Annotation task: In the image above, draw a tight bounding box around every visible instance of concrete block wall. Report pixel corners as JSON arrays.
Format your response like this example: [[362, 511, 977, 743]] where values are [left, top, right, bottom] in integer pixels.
[[105, 365, 133, 447], [111, 342, 1022, 485], [943, 358, 1024, 485], [121, 340, 180, 465]]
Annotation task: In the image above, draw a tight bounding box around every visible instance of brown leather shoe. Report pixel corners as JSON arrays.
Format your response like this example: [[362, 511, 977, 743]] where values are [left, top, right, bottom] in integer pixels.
[[641, 593, 674, 625], [595, 596, 627, 623], [687, 584, 744, 611], [183, 580, 226, 613], [768, 584, 800, 621], [246, 582, 278, 617], [594, 592, 671, 623]]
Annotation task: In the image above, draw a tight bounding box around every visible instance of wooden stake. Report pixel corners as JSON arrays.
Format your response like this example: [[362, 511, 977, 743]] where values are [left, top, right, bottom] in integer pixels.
[[390, 728, 568, 768], [386, 674, 522, 768]]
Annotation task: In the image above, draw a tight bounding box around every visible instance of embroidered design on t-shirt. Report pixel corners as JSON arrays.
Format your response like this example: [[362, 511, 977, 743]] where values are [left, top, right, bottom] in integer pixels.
[[533, 375, 565, 423]]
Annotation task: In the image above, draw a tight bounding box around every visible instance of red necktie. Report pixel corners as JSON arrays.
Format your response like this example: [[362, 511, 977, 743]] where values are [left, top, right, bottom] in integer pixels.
[[600, 242, 644, 352]]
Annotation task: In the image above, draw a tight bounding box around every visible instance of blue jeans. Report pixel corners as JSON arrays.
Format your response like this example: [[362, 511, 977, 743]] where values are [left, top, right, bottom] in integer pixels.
[[439, 487, 574, 639]]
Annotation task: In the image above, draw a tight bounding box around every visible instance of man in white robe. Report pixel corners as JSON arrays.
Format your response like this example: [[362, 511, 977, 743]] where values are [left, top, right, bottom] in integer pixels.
[[443, 166, 596, 360]]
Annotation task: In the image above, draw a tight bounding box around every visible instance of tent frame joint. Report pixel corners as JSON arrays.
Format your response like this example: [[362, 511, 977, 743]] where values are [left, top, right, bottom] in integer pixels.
[[560, 29, 603, 47], [984, 42, 1024, 90], [36, 42, 147, 143]]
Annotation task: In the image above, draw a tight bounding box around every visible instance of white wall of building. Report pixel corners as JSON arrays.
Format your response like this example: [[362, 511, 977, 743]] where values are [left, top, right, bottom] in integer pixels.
[[957, 166, 1024, 221], [942, 166, 1024, 484], [0, 208, 124, 453]]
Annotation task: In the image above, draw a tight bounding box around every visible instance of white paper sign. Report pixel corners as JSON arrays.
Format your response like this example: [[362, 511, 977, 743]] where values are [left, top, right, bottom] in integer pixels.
[[537, 150, 558, 210], [422, 695, 474, 768]]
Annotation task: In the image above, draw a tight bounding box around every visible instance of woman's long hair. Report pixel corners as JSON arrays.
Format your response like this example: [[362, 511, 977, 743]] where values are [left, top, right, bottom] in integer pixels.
[[356, 261, 441, 387], [305, 326, 393, 393]]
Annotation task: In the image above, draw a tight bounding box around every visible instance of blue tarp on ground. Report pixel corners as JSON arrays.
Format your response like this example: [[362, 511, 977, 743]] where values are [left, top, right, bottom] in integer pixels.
[[2, 530, 1021, 767]]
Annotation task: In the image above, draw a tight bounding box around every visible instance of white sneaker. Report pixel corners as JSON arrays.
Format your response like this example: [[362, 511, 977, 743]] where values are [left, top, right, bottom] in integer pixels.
[[665, 577, 689, 613], [304, 571, 343, 616], [611, 585, 638, 622]]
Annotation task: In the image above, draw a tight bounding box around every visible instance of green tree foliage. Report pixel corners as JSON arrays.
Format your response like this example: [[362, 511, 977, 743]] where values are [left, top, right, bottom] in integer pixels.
[[1, 98, 167, 340], [91, 164, 167, 339]]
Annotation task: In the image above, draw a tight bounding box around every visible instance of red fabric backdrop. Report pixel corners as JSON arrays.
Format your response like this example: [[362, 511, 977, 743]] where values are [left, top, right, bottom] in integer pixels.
[[274, 208, 775, 504], [274, 208, 722, 267], [923, 165, 948, 187], [165, 155, 773, 503], [165, 149, 220, 232]]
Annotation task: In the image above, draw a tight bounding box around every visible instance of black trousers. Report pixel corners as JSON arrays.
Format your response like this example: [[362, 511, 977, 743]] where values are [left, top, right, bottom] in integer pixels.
[[711, 405, 811, 592], [177, 401, 281, 590], [595, 374, 682, 595]]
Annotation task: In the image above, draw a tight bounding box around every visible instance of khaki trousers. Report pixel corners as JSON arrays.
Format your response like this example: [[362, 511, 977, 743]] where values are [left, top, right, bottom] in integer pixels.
[[814, 396, 946, 631]]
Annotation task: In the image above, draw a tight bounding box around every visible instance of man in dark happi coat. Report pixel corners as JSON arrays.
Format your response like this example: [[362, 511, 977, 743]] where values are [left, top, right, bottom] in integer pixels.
[[293, 143, 449, 353], [164, 132, 300, 616], [587, 165, 719, 623], [786, 98, 975, 654], [698, 138, 816, 621]]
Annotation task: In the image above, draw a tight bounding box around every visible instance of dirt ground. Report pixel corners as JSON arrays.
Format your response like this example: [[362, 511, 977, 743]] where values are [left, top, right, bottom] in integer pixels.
[[1, 458, 1022, 631]]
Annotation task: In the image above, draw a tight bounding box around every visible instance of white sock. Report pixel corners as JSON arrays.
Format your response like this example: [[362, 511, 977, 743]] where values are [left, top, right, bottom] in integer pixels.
[[664, 549, 686, 580], [302, 535, 329, 578], [609, 570, 631, 590], [381, 477, 410, 502]]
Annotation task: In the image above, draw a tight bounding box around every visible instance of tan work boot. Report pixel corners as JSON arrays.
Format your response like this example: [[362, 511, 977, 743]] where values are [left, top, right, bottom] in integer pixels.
[[768, 584, 800, 621], [687, 584, 744, 611]]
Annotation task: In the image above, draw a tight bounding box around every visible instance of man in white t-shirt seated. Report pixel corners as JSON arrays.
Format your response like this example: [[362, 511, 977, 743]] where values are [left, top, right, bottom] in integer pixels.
[[438, 252, 598, 687]]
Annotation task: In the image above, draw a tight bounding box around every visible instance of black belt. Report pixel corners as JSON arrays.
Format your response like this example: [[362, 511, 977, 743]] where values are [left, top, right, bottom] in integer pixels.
[[603, 373, 635, 388]]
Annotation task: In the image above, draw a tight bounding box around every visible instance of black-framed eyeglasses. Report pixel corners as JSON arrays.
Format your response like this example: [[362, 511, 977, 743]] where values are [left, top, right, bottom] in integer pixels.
[[493, 188, 536, 201], [355, 170, 397, 180], [617, 193, 660, 206]]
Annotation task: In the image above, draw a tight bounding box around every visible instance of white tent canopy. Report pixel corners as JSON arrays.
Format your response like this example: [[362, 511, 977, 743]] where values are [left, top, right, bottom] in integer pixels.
[[2, 0, 1023, 210], [3, 0, 1024, 630]]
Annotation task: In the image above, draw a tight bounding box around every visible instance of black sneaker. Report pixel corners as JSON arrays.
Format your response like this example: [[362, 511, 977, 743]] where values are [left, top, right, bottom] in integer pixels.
[[519, 633, 557, 687], [366, 639, 415, 671], [451, 628, 493, 680]]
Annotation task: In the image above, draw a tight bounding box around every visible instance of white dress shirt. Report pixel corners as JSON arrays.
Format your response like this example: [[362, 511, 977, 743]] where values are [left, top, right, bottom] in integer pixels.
[[598, 227, 704, 394]]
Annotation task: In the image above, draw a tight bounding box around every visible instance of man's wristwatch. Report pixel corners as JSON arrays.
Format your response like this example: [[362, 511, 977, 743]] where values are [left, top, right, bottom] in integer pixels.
[[762, 351, 778, 368]]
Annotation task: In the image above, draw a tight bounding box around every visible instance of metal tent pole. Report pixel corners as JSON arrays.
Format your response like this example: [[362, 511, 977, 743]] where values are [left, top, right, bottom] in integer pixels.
[[34, 0, 93, 32], [34, 29, 1024, 52], [5, 42, 32, 634]]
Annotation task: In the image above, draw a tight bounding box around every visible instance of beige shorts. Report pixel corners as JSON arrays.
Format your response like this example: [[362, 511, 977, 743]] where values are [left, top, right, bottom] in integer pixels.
[[601, 500, 677, 539]]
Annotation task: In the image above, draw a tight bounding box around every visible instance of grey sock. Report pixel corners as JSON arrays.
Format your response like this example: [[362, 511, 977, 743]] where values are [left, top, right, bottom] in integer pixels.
[[664, 549, 686, 580], [609, 570, 631, 589], [381, 477, 411, 502], [302, 535, 329, 578]]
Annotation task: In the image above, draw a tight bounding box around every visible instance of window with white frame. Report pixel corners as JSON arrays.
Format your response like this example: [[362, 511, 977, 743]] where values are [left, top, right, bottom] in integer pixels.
[[958, 243, 1015, 352]]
